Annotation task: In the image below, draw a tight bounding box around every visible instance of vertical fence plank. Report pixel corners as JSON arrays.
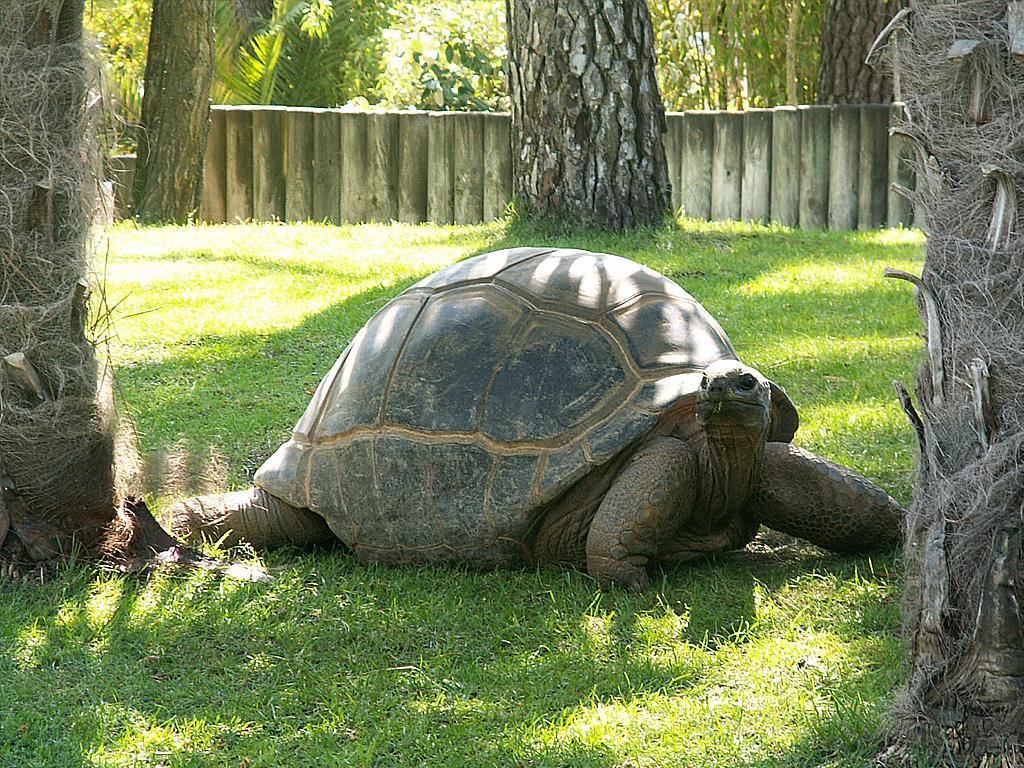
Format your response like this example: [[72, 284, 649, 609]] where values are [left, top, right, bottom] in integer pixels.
[[681, 111, 714, 219], [798, 105, 830, 229], [367, 112, 399, 222], [711, 112, 743, 221], [664, 113, 683, 215], [200, 107, 226, 223], [770, 106, 801, 227], [483, 113, 512, 220], [828, 105, 860, 230], [339, 111, 368, 223], [397, 111, 429, 224], [285, 108, 315, 222], [252, 107, 285, 221], [888, 103, 915, 227], [427, 113, 454, 224], [858, 104, 889, 229], [108, 154, 135, 220], [741, 108, 772, 222], [224, 107, 253, 222], [454, 112, 485, 224], [312, 109, 340, 223]]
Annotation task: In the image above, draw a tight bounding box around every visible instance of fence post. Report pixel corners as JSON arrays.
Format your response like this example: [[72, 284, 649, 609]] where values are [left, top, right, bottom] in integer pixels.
[[681, 111, 714, 220], [888, 103, 915, 227], [858, 104, 889, 229], [454, 112, 485, 225], [711, 112, 743, 221], [798, 105, 830, 229], [427, 113, 454, 224], [367, 112, 399, 222], [108, 154, 136, 220], [339, 111, 368, 223], [252, 107, 285, 221], [828, 105, 860, 230], [224, 107, 253, 222], [200, 106, 226, 223], [285, 108, 315, 222], [312, 109, 341, 223], [483, 113, 512, 221], [741, 108, 772, 223], [398, 111, 429, 224], [664, 113, 683, 216], [770, 106, 801, 227]]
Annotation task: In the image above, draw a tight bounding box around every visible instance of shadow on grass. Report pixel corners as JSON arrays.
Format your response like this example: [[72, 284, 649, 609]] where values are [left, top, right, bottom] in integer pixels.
[[0, 542, 902, 767]]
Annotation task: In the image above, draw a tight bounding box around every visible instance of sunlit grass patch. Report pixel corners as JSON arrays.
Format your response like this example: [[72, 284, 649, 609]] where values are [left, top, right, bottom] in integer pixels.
[[0, 219, 925, 767]]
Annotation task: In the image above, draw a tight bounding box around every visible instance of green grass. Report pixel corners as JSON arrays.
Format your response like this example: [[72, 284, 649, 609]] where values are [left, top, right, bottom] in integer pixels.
[[2, 218, 924, 767]]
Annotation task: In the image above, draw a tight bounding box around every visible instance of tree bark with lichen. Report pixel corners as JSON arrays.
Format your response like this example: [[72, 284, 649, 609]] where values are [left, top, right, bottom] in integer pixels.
[[874, 2, 1024, 763], [505, 0, 671, 230], [817, 0, 909, 103]]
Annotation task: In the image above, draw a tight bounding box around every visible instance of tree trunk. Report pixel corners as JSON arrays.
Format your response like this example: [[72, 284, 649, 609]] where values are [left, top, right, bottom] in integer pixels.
[[0, 0, 122, 559], [817, 0, 908, 103], [505, 0, 671, 230], [0, 0, 217, 578], [133, 0, 215, 223], [879, 2, 1024, 763]]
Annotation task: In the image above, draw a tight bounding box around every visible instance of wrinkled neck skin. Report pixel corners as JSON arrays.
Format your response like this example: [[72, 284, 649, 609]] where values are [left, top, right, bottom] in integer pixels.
[[697, 418, 767, 526]]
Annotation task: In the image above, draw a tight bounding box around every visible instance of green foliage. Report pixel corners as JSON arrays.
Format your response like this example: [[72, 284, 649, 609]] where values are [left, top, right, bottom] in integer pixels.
[[650, 0, 825, 110], [214, 0, 390, 106], [85, 0, 150, 151], [372, 2, 508, 111]]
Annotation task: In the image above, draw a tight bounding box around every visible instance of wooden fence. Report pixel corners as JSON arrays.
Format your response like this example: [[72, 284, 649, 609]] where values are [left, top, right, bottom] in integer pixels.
[[109, 104, 915, 229]]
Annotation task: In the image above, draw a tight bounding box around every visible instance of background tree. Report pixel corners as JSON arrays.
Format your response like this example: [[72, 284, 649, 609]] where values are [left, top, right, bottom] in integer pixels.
[[132, 0, 215, 223], [505, 0, 671, 230], [817, 0, 907, 103], [876, 1, 1024, 763]]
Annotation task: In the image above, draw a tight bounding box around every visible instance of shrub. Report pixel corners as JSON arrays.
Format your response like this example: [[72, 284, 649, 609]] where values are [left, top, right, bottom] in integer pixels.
[[371, 1, 507, 111]]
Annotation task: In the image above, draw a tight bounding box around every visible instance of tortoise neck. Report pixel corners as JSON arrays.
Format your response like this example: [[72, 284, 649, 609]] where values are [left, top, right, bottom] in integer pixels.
[[698, 423, 765, 518]]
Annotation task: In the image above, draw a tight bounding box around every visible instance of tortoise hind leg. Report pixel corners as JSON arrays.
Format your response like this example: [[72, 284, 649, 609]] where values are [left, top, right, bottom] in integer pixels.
[[747, 443, 905, 552], [171, 486, 337, 549]]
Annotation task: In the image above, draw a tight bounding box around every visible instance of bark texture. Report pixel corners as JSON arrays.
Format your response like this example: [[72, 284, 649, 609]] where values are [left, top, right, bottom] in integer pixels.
[[817, 0, 908, 103], [0, 0, 122, 558], [878, 2, 1024, 763], [506, 0, 671, 230], [133, 0, 215, 223]]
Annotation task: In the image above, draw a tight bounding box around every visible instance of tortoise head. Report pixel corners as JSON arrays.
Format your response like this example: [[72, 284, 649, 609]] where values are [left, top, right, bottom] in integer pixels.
[[695, 360, 773, 441]]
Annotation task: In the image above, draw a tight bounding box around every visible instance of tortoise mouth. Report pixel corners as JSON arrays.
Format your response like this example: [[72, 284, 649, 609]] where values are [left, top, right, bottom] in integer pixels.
[[696, 395, 765, 417]]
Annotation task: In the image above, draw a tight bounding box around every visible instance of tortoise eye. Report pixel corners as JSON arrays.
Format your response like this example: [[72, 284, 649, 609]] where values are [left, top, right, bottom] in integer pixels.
[[737, 374, 757, 390]]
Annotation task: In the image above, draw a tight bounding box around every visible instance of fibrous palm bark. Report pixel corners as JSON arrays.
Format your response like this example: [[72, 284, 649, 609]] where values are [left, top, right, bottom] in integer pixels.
[[874, 1, 1024, 763], [0, 0, 211, 578], [505, 0, 671, 230]]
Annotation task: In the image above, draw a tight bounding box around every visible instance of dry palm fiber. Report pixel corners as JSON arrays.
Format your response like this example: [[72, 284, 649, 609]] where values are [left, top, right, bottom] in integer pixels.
[[0, 0, 121, 549], [875, 0, 1024, 761]]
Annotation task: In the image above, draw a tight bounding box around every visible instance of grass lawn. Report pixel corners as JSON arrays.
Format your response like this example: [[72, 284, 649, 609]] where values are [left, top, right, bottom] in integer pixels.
[[2, 219, 924, 767]]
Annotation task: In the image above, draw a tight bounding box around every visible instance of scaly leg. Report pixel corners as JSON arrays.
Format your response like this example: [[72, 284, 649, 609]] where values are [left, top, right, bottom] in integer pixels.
[[586, 437, 698, 589], [747, 442, 904, 552], [171, 486, 336, 549]]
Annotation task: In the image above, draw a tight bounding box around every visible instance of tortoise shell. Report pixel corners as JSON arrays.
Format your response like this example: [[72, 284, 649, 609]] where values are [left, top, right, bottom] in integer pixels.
[[255, 247, 796, 566]]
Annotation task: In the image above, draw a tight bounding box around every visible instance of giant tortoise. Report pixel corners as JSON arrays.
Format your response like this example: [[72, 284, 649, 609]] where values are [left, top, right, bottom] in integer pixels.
[[173, 247, 903, 588]]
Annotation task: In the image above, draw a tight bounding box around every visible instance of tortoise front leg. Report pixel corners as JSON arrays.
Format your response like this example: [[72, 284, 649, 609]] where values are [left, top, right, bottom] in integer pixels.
[[586, 437, 698, 589], [747, 442, 905, 552]]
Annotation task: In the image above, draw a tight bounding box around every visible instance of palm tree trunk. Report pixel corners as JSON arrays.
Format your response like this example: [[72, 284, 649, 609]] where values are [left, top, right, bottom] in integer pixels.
[[880, 1, 1024, 763]]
